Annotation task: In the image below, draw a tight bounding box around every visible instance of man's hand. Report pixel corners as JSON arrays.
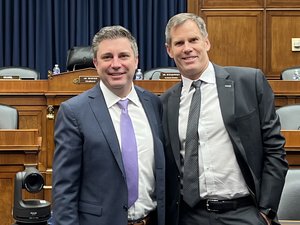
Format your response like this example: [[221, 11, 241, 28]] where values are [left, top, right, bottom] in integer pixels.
[[260, 212, 272, 225]]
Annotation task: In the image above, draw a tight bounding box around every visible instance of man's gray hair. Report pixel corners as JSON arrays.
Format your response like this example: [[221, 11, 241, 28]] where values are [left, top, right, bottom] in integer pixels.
[[165, 13, 208, 45]]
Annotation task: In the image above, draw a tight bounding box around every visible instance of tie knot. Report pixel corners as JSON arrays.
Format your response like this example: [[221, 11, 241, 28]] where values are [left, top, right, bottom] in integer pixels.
[[192, 80, 201, 89], [117, 99, 129, 110]]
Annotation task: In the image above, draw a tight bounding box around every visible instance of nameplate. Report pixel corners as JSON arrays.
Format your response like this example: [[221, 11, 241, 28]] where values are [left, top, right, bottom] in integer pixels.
[[0, 75, 20, 80], [159, 72, 181, 79], [73, 76, 100, 84]]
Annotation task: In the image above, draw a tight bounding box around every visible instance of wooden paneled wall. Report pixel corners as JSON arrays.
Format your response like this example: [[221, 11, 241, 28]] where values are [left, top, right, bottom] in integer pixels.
[[187, 0, 300, 79]]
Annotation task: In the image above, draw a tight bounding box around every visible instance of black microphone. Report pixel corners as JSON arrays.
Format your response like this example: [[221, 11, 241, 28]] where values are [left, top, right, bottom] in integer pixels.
[[82, 57, 87, 64], [149, 71, 162, 80]]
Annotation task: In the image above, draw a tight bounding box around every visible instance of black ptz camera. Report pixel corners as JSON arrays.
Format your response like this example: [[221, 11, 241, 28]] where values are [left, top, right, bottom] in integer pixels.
[[13, 167, 51, 225]]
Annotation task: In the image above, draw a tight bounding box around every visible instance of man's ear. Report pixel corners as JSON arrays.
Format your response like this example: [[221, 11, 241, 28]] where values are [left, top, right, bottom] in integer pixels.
[[135, 57, 139, 70], [165, 43, 174, 59], [205, 38, 211, 52], [93, 58, 98, 67]]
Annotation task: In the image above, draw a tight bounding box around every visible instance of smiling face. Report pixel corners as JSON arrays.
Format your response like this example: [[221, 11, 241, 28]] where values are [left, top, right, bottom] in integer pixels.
[[166, 19, 211, 80], [93, 37, 138, 97]]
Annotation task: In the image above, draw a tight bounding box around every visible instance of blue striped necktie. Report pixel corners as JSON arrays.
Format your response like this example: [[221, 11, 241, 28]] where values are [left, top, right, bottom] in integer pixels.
[[183, 80, 201, 207]]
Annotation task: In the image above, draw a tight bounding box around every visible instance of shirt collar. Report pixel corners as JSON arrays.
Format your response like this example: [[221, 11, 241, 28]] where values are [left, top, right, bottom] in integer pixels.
[[99, 81, 140, 108], [181, 61, 215, 95]]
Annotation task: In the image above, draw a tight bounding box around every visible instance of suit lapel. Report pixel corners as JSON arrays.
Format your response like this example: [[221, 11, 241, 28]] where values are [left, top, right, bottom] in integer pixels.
[[135, 87, 165, 170], [167, 83, 182, 171], [88, 85, 125, 176], [136, 88, 157, 132], [215, 70, 235, 127], [215, 65, 252, 172]]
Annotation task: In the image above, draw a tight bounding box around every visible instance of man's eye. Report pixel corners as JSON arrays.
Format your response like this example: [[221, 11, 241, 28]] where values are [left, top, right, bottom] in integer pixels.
[[174, 42, 183, 46], [101, 55, 112, 60], [120, 54, 130, 59]]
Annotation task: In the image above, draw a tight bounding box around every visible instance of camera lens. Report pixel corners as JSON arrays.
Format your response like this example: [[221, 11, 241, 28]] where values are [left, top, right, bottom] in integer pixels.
[[24, 172, 44, 193]]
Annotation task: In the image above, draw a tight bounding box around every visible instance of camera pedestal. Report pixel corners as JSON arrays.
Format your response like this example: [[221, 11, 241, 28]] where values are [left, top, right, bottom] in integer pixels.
[[13, 167, 51, 225]]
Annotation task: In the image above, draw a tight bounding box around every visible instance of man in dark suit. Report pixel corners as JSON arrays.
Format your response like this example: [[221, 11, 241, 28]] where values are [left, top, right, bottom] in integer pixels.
[[161, 13, 288, 225], [52, 25, 165, 225]]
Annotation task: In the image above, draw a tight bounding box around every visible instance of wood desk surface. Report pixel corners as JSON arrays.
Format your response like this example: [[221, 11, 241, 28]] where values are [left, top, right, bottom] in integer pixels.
[[0, 68, 300, 97], [280, 220, 300, 225]]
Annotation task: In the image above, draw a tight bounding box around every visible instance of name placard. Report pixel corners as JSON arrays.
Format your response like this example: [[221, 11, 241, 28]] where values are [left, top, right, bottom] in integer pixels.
[[0, 75, 20, 80], [73, 76, 100, 84], [159, 72, 181, 79], [79, 76, 99, 83]]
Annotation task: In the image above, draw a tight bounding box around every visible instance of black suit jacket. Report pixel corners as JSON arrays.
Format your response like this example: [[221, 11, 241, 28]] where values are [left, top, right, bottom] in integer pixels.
[[160, 64, 288, 225]]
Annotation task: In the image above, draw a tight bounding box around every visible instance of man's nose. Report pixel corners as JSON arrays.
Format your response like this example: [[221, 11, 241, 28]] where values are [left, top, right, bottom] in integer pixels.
[[111, 57, 122, 68], [183, 42, 192, 53]]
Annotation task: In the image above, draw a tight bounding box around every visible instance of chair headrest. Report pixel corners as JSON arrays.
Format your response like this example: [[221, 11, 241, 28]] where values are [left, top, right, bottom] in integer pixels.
[[0, 67, 40, 80], [280, 66, 300, 80], [66, 46, 95, 71], [0, 104, 18, 129]]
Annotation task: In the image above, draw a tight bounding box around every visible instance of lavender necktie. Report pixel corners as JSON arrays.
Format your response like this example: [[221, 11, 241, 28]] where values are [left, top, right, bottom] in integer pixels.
[[118, 99, 139, 207]]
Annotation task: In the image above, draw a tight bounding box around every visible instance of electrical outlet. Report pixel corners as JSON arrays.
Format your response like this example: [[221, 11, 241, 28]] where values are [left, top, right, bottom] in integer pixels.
[[292, 38, 300, 51]]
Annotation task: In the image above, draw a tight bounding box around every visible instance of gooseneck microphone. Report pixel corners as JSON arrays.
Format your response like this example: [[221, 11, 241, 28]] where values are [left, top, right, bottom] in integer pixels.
[[149, 71, 162, 80]]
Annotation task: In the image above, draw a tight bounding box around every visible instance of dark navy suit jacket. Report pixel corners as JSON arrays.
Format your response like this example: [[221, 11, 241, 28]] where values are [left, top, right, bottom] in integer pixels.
[[52, 84, 165, 225]]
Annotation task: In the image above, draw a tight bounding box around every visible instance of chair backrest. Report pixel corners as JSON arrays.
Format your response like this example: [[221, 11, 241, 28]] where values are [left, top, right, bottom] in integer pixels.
[[276, 104, 300, 130], [0, 66, 40, 80], [143, 67, 180, 80], [0, 104, 18, 129], [281, 66, 300, 80], [66, 46, 95, 71], [277, 169, 300, 220]]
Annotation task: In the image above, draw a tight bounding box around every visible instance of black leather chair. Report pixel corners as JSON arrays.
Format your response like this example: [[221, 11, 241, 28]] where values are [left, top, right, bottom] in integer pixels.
[[0, 104, 18, 129], [280, 66, 300, 80], [276, 104, 300, 130], [277, 169, 300, 220], [0, 66, 40, 80], [143, 67, 180, 80], [66, 46, 95, 71]]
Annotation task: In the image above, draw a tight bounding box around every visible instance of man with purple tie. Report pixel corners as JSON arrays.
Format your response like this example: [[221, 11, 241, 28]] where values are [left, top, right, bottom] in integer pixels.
[[52, 25, 165, 225]]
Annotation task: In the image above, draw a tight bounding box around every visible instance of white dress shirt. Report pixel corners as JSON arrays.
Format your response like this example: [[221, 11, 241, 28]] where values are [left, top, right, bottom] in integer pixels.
[[100, 81, 156, 220], [178, 62, 249, 200]]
